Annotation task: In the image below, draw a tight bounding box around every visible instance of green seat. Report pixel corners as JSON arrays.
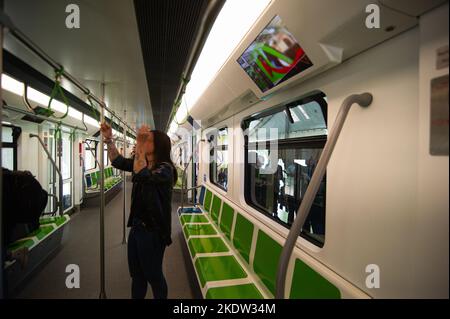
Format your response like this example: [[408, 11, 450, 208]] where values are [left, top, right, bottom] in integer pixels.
[[8, 238, 34, 251], [40, 215, 69, 227], [183, 224, 217, 238], [28, 225, 55, 240], [195, 255, 247, 287], [206, 283, 264, 299], [180, 214, 209, 225], [188, 237, 229, 257]]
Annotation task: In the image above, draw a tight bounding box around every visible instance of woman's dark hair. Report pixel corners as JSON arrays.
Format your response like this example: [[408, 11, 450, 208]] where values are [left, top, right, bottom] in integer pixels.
[[151, 130, 178, 185]]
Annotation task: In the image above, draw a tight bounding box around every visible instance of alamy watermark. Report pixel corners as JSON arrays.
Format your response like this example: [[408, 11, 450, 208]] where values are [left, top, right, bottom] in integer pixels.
[[65, 264, 80, 289], [65, 4, 80, 29]]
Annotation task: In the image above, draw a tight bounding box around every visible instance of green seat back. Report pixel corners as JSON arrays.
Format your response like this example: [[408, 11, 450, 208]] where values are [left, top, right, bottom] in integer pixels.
[[219, 202, 234, 240], [232, 213, 254, 263], [91, 173, 97, 185], [203, 189, 213, 212], [253, 230, 283, 296], [289, 259, 341, 299], [210, 196, 222, 224]]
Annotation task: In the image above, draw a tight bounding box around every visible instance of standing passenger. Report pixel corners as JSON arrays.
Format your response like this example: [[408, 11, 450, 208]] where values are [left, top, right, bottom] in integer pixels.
[[100, 122, 177, 299]]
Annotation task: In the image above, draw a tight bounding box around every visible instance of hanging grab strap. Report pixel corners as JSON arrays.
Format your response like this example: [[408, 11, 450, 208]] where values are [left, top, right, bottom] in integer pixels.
[[47, 67, 70, 119], [54, 122, 62, 140], [87, 95, 101, 124]]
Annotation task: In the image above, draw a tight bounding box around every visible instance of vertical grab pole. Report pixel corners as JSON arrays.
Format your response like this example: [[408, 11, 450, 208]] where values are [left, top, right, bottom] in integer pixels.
[[56, 129, 64, 216], [122, 111, 127, 245], [275, 93, 373, 299], [0, 10, 5, 299], [99, 85, 107, 299]]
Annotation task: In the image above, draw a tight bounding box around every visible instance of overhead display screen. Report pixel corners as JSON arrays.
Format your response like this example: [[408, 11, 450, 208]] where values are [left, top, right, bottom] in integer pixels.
[[237, 15, 313, 93]]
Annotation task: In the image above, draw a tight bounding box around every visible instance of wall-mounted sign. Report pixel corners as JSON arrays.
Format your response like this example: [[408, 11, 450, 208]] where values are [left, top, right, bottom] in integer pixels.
[[430, 74, 449, 156]]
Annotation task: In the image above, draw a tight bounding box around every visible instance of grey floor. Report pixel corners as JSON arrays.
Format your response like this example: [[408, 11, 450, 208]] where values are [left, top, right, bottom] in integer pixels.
[[13, 182, 201, 299]]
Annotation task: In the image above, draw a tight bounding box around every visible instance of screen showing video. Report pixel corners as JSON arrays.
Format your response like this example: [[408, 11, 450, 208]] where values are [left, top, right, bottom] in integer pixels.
[[237, 15, 313, 93]]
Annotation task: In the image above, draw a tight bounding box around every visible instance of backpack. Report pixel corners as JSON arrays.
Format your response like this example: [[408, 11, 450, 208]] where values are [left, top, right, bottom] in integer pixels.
[[2, 168, 48, 244]]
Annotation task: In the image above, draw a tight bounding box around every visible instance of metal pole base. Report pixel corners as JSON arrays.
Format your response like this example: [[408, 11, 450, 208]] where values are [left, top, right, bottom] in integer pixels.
[[99, 291, 107, 299]]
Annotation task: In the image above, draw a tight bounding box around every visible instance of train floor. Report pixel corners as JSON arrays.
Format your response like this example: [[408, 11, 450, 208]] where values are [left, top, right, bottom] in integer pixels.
[[12, 182, 201, 299]]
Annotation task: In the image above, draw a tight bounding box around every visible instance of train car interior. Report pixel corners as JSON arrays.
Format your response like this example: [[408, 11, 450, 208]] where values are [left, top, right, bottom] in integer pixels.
[[0, 0, 448, 302]]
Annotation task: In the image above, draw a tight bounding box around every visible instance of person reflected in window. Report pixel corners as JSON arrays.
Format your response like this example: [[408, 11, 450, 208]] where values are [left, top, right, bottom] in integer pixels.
[[218, 168, 227, 189], [101, 123, 177, 299]]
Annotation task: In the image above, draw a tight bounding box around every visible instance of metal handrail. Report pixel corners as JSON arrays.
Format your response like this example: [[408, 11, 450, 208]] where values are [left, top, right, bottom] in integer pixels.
[[0, 11, 136, 135], [29, 133, 64, 217], [42, 193, 59, 216], [180, 155, 193, 210], [3, 104, 88, 132], [275, 93, 373, 299], [83, 141, 101, 190]]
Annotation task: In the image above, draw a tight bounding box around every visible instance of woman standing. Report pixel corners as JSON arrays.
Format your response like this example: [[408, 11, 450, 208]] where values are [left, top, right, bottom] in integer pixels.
[[100, 123, 177, 299]]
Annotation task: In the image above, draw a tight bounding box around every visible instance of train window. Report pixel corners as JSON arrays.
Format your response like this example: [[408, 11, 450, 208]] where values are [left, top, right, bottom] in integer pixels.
[[61, 132, 73, 211], [84, 140, 97, 170], [243, 93, 327, 247], [1, 124, 21, 170], [209, 127, 228, 191]]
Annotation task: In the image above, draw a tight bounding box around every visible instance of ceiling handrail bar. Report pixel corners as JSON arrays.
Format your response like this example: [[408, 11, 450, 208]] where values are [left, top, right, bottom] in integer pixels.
[[0, 10, 136, 134]]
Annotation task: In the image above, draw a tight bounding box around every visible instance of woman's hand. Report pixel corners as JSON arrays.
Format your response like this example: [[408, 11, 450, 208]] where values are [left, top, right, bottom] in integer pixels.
[[136, 125, 151, 145], [100, 122, 113, 141]]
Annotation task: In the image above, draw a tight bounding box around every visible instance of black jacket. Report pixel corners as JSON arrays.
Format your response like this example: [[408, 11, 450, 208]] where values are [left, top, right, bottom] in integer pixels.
[[111, 156, 174, 246]]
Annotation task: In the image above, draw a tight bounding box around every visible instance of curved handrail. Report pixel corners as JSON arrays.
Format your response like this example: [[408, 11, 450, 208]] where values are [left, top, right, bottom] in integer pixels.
[[29, 133, 64, 216], [180, 155, 193, 209], [275, 93, 373, 299]]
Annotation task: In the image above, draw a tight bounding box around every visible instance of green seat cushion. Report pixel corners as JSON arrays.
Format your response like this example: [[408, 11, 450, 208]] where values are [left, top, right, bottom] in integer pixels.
[[206, 283, 264, 299], [210, 196, 222, 224], [203, 190, 213, 212], [219, 202, 234, 240], [232, 213, 254, 263], [180, 214, 209, 225], [40, 215, 69, 227], [195, 255, 247, 287], [183, 224, 217, 238], [253, 231, 282, 296], [8, 238, 34, 251], [188, 237, 229, 257], [289, 259, 341, 299], [29, 225, 55, 240]]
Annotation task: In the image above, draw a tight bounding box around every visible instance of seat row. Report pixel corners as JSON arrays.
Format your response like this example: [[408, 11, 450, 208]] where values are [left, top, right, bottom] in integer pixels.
[[85, 167, 122, 192], [178, 186, 342, 299]]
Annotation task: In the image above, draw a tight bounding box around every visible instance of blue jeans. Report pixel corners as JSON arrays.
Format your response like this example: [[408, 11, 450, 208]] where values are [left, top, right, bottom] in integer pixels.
[[128, 223, 167, 299]]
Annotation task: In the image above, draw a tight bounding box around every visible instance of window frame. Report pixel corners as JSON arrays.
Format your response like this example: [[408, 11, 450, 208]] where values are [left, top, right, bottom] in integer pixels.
[[209, 126, 229, 192], [1, 124, 21, 171], [84, 139, 98, 171], [242, 92, 328, 247]]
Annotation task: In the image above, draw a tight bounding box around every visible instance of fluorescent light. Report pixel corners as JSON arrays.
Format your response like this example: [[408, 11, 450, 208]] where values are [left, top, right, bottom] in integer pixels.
[[294, 159, 307, 167], [291, 111, 300, 123], [68, 107, 82, 121], [85, 115, 100, 128], [2, 121, 12, 125], [299, 106, 310, 120], [169, 121, 178, 134], [28, 87, 50, 106], [176, 0, 271, 122], [2, 74, 24, 96]]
